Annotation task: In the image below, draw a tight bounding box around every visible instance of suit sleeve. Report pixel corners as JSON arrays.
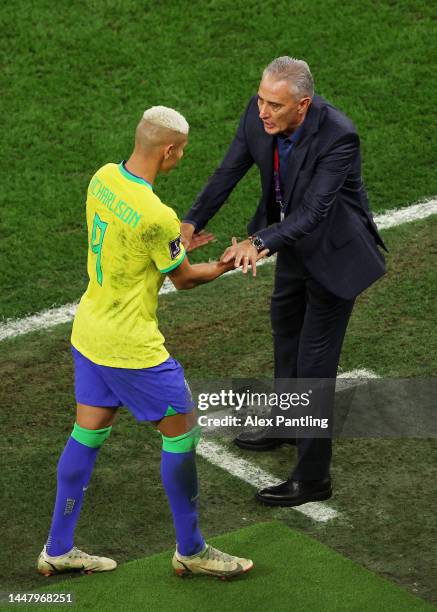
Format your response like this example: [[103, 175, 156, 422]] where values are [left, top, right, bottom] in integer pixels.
[[183, 99, 255, 231], [256, 132, 359, 254]]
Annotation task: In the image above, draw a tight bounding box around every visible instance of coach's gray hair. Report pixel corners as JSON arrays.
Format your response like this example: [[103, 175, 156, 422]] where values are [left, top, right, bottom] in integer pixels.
[[263, 57, 314, 98]]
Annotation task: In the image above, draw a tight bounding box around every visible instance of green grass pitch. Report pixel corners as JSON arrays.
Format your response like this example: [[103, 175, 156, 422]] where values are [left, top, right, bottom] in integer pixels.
[[23, 523, 435, 612]]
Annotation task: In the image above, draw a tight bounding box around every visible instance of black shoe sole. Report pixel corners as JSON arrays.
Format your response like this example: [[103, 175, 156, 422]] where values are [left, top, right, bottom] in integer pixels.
[[234, 438, 296, 452], [255, 489, 332, 507]]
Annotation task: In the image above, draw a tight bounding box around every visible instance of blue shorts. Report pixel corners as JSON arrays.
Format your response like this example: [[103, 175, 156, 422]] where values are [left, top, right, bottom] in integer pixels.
[[71, 346, 194, 422]]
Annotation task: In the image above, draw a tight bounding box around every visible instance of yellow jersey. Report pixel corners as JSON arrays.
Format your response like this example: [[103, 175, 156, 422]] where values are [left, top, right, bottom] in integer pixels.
[[71, 162, 185, 368]]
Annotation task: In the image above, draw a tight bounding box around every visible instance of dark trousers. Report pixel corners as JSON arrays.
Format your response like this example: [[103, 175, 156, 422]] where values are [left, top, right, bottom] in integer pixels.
[[271, 247, 355, 481]]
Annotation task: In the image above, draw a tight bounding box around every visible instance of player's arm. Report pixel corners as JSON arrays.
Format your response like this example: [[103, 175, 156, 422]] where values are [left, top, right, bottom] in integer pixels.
[[167, 255, 234, 290]]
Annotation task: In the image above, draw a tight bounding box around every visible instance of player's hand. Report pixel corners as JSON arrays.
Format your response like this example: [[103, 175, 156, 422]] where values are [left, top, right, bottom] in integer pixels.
[[215, 260, 235, 274], [220, 238, 269, 277]]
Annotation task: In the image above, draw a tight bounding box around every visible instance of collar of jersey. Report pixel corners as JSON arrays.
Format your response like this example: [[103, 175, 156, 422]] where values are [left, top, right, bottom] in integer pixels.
[[118, 161, 153, 190]]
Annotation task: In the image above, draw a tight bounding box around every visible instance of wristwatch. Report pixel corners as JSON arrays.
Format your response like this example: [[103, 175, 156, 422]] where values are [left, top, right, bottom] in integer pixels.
[[249, 235, 266, 253]]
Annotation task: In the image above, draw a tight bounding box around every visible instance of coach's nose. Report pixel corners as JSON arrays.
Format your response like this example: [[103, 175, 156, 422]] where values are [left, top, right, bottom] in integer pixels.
[[258, 102, 270, 120]]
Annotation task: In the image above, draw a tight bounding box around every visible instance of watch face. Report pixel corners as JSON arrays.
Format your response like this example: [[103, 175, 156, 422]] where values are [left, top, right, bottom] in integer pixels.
[[251, 236, 264, 252]]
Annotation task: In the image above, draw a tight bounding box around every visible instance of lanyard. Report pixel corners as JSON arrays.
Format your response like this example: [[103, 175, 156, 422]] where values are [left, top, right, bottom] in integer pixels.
[[273, 145, 285, 221]]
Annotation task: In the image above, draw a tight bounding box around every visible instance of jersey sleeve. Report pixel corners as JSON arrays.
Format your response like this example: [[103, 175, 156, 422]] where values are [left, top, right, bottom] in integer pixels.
[[149, 208, 186, 274]]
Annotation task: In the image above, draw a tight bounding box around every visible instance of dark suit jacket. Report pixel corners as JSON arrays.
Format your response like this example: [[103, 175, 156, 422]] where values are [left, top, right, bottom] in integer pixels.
[[185, 94, 387, 299]]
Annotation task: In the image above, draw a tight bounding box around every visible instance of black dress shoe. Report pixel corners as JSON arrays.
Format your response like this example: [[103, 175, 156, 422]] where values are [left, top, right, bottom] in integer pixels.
[[234, 428, 296, 451], [256, 477, 332, 507]]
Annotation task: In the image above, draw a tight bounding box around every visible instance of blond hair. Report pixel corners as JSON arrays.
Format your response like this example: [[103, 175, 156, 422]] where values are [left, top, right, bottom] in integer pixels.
[[142, 106, 189, 134], [135, 106, 189, 151]]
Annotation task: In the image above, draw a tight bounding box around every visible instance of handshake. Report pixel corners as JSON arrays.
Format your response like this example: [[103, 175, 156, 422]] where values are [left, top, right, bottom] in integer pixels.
[[180, 223, 270, 278]]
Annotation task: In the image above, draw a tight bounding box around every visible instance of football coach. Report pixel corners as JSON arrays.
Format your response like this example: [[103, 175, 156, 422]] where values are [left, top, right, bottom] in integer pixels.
[[181, 56, 387, 507]]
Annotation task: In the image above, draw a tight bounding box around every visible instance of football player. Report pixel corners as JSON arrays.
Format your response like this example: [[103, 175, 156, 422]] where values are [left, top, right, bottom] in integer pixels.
[[37, 106, 265, 579]]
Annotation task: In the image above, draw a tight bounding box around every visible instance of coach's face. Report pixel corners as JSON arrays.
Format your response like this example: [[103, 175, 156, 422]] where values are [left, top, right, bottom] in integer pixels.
[[257, 76, 311, 136]]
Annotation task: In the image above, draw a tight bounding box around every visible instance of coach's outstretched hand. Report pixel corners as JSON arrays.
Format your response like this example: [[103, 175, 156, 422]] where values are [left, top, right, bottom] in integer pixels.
[[186, 230, 215, 253], [180, 222, 215, 253], [220, 237, 269, 277]]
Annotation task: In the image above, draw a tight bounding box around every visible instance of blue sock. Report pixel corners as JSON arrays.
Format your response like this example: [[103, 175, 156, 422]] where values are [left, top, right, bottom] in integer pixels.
[[160, 447, 205, 556], [46, 436, 101, 556]]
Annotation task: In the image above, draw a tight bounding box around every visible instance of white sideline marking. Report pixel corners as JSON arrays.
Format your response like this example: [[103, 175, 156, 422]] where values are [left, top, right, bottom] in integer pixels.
[[337, 368, 380, 380], [0, 303, 79, 341], [197, 439, 339, 523], [336, 368, 380, 391], [0, 196, 436, 342], [375, 197, 437, 230]]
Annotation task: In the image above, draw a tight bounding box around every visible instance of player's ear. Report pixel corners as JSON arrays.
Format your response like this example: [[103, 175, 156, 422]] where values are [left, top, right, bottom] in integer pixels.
[[164, 144, 174, 160]]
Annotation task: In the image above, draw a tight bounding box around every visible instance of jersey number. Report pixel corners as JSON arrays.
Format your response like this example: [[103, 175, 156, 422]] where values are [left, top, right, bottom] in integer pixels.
[[90, 213, 108, 286]]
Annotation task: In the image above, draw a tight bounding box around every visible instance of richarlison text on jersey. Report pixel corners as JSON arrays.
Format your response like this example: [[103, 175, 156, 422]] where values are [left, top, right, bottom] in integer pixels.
[[90, 176, 142, 229]]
